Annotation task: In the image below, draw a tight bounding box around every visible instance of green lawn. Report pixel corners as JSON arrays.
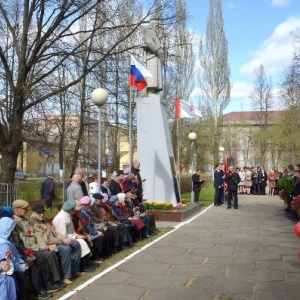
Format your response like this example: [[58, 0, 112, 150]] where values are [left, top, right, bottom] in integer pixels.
[[181, 185, 214, 207]]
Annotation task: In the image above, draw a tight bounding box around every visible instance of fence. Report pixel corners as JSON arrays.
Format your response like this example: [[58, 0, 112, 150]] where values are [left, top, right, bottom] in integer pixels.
[[0, 183, 18, 207]]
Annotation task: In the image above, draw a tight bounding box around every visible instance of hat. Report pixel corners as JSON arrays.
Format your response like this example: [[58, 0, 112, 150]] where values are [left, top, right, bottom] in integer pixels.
[[32, 205, 45, 213], [0, 206, 14, 218], [93, 193, 104, 200], [80, 196, 91, 205], [117, 193, 126, 203], [12, 199, 30, 209], [62, 200, 76, 212], [75, 200, 83, 211], [124, 187, 137, 194]]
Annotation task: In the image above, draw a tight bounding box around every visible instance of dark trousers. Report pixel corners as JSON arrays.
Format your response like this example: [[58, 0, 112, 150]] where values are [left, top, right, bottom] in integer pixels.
[[90, 235, 104, 259], [15, 258, 45, 298], [14, 271, 28, 300], [69, 239, 81, 273], [35, 250, 62, 284], [252, 183, 259, 195], [214, 187, 222, 205], [44, 198, 53, 209], [193, 188, 200, 202], [227, 190, 238, 208]]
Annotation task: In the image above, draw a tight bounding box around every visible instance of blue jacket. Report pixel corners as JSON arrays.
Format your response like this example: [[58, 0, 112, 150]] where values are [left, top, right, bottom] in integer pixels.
[[80, 206, 99, 236], [0, 217, 26, 272], [214, 169, 223, 188]]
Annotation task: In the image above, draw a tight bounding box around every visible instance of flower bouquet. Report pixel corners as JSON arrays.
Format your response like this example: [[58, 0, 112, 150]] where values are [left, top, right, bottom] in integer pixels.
[[291, 196, 300, 215], [1, 251, 14, 275], [23, 249, 35, 261]]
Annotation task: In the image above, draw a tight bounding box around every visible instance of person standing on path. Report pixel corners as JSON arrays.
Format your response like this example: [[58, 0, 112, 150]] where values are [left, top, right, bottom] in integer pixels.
[[225, 166, 241, 209], [41, 173, 55, 208], [192, 169, 205, 202], [213, 163, 224, 206]]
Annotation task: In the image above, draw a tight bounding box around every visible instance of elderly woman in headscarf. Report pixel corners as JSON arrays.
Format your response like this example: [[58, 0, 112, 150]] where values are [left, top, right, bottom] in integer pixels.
[[0, 217, 28, 300]]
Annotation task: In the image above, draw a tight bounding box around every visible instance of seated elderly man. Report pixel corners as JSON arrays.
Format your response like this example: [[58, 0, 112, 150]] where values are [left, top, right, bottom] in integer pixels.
[[52, 200, 94, 272], [0, 206, 54, 299], [12, 199, 66, 294], [30, 204, 81, 284]]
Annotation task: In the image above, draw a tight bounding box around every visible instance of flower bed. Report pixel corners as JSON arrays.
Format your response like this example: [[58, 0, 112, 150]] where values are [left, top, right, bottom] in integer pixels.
[[148, 202, 204, 222]]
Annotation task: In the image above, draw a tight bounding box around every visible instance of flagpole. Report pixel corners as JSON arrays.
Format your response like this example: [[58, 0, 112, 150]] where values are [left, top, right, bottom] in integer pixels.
[[129, 85, 133, 171], [176, 117, 181, 196]]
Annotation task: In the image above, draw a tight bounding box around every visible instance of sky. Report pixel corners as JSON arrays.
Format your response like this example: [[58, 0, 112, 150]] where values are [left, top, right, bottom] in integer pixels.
[[186, 0, 300, 113]]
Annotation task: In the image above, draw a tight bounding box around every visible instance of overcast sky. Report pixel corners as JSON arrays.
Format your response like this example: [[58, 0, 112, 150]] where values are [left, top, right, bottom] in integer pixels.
[[186, 0, 300, 113]]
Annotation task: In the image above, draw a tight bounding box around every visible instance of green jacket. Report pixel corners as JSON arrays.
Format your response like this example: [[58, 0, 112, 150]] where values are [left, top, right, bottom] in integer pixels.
[[13, 214, 46, 251]]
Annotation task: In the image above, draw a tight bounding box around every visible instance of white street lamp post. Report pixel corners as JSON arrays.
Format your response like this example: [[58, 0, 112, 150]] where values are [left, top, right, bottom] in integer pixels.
[[189, 132, 197, 203], [219, 146, 225, 164], [91, 88, 108, 191]]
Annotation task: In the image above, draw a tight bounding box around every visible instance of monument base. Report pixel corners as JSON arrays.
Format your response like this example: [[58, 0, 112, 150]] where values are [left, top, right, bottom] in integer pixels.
[[151, 202, 204, 222]]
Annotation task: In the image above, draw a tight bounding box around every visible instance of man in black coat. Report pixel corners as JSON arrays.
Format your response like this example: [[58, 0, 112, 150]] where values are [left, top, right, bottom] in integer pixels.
[[258, 166, 268, 195], [109, 174, 123, 196], [192, 169, 205, 202], [251, 167, 259, 195], [131, 161, 144, 201], [214, 163, 224, 206], [225, 166, 241, 209], [41, 173, 55, 208]]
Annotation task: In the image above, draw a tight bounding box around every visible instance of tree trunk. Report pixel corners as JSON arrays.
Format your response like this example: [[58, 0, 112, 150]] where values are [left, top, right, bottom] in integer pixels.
[[0, 147, 20, 183]]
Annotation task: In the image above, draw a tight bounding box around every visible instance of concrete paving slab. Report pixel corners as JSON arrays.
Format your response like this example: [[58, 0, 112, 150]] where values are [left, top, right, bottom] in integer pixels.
[[143, 287, 213, 300], [62, 195, 300, 300]]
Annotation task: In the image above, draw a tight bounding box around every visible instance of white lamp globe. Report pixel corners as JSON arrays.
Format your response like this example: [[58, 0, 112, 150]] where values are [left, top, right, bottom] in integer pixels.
[[219, 146, 225, 152], [91, 88, 108, 107], [188, 132, 197, 141]]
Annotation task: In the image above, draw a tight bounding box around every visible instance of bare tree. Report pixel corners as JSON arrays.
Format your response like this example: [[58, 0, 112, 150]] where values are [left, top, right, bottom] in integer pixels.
[[0, 0, 163, 182], [249, 64, 273, 166], [197, 0, 231, 164], [198, 0, 231, 126]]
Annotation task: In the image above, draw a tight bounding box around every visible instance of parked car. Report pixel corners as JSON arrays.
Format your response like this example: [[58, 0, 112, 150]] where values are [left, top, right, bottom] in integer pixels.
[[15, 169, 28, 180]]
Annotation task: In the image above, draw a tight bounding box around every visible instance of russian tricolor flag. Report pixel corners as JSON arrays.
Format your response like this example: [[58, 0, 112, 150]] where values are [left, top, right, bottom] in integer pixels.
[[130, 55, 152, 91]]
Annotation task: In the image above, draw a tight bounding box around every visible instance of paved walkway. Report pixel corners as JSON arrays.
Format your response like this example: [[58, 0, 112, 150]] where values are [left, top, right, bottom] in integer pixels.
[[64, 195, 300, 300]]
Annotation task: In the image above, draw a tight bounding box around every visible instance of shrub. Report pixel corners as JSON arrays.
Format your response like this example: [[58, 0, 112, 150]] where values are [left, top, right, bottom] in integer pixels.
[[278, 176, 295, 195], [179, 173, 212, 194]]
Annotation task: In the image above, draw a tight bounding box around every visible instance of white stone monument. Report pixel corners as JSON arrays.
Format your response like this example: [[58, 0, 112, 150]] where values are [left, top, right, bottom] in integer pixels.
[[135, 21, 179, 205], [136, 95, 179, 205]]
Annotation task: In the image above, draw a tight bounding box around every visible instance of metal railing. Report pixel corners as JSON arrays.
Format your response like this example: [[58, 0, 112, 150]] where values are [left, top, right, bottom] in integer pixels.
[[0, 183, 18, 207]]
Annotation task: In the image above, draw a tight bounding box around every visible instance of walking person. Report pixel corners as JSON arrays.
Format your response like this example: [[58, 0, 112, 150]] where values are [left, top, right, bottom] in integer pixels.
[[192, 169, 205, 202], [41, 173, 55, 208], [213, 163, 223, 206], [225, 166, 241, 209]]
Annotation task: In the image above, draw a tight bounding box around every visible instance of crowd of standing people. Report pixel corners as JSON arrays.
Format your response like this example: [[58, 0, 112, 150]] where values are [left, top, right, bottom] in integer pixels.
[[213, 163, 300, 211], [0, 161, 158, 299]]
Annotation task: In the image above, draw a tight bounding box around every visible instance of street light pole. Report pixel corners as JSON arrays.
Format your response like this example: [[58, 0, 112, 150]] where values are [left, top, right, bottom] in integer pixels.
[[189, 132, 197, 204], [219, 146, 225, 164], [91, 88, 108, 192]]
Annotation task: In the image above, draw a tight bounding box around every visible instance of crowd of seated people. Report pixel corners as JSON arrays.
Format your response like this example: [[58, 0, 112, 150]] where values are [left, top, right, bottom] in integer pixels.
[[0, 165, 157, 299]]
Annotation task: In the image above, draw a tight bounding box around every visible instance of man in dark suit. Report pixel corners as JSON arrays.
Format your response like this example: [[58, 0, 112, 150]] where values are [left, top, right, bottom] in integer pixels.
[[258, 166, 268, 195], [225, 166, 241, 209], [192, 169, 205, 202], [214, 163, 223, 206]]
